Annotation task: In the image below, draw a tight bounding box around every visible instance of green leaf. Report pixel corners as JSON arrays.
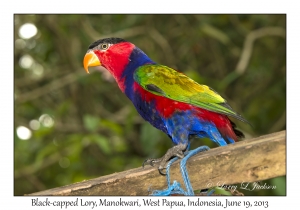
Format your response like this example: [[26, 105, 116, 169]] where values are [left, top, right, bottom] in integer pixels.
[[83, 115, 100, 132], [208, 187, 232, 196], [100, 119, 123, 135], [91, 135, 111, 154], [270, 176, 286, 195]]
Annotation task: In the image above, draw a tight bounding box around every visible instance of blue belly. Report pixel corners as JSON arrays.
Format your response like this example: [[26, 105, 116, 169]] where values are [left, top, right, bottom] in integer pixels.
[[133, 94, 168, 134]]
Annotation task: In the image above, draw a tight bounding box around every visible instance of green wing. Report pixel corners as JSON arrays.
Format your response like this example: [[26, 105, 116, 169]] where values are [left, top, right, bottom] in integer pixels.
[[134, 64, 248, 123]]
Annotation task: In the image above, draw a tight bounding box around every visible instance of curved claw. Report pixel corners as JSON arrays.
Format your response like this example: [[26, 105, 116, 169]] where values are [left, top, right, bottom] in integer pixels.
[[143, 144, 188, 173], [158, 166, 167, 176]]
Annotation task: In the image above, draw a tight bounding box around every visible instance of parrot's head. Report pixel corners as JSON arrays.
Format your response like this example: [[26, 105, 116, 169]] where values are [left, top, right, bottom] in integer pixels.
[[83, 37, 137, 80], [83, 37, 155, 92]]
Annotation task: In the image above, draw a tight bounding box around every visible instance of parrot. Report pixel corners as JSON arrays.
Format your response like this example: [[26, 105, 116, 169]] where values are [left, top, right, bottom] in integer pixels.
[[83, 37, 248, 174]]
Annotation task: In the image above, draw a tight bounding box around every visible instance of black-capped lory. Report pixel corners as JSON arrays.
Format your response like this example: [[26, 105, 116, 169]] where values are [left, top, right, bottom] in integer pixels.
[[83, 38, 248, 174]]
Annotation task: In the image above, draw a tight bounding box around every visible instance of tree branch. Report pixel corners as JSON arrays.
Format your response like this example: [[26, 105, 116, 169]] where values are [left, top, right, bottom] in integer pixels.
[[235, 27, 286, 75], [15, 71, 85, 104], [82, 21, 145, 41], [27, 130, 286, 196]]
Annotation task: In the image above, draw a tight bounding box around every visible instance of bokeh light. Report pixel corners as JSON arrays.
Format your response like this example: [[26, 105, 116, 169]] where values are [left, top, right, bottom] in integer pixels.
[[15, 39, 26, 49], [19, 54, 34, 69], [16, 126, 32, 140], [26, 40, 36, 49], [32, 63, 44, 77], [39, 114, 54, 128], [18, 23, 38, 39], [59, 157, 70, 168], [29, 120, 40, 130]]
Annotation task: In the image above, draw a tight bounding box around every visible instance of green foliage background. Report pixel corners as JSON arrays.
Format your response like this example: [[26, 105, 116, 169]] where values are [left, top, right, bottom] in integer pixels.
[[14, 14, 286, 196]]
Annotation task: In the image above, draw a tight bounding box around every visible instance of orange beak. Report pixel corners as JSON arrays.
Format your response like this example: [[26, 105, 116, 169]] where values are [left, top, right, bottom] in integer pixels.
[[83, 51, 101, 74]]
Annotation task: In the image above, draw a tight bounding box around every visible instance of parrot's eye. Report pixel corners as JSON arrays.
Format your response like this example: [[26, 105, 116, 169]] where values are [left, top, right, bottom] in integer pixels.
[[100, 43, 110, 50]]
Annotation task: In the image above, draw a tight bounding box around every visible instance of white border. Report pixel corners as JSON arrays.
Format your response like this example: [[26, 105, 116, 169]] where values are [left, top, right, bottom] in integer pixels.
[[2, 0, 296, 209]]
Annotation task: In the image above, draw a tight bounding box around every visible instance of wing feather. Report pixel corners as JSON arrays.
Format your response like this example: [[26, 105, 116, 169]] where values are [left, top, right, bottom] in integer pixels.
[[134, 64, 249, 123]]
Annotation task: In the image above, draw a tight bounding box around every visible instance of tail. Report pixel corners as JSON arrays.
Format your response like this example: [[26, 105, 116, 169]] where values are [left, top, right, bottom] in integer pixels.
[[193, 107, 246, 145], [230, 120, 245, 139], [217, 119, 245, 145]]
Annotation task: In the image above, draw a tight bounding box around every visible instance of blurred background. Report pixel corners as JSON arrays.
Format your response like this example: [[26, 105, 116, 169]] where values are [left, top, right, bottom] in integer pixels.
[[14, 14, 286, 196]]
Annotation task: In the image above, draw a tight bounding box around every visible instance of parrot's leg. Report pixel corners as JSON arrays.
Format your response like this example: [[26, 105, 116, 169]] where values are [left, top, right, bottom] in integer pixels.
[[178, 145, 210, 195], [150, 145, 210, 196], [143, 143, 188, 175]]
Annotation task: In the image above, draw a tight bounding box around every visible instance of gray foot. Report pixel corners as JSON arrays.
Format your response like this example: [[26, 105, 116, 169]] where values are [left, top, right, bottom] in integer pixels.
[[143, 143, 188, 175]]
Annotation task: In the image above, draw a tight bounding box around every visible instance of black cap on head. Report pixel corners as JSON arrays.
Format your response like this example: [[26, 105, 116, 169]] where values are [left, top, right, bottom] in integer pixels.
[[88, 37, 127, 50]]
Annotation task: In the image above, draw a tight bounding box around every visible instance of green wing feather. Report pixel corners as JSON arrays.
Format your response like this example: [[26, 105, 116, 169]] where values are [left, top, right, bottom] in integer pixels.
[[134, 64, 248, 123]]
